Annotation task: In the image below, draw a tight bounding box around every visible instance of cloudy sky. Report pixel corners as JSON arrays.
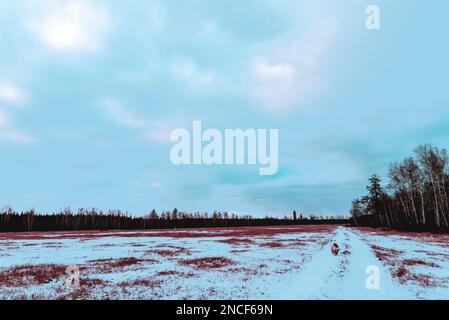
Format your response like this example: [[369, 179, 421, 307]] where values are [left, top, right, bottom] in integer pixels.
[[1, 0, 448, 217]]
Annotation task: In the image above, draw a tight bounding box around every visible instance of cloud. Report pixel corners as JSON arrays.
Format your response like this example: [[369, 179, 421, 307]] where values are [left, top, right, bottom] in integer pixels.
[[100, 98, 145, 129], [0, 109, 34, 144], [248, 59, 313, 112], [169, 58, 218, 91], [0, 82, 27, 104], [99, 98, 181, 144], [0, 82, 33, 144], [27, 1, 110, 52], [247, 13, 338, 113]]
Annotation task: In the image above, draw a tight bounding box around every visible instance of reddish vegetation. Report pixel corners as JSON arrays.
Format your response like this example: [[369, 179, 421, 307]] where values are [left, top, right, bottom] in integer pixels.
[[156, 270, 196, 278], [370, 244, 440, 267], [369, 243, 442, 288], [281, 259, 294, 265], [395, 267, 407, 278], [394, 267, 439, 288], [106, 257, 142, 267], [217, 238, 255, 245], [146, 249, 178, 257], [0, 225, 336, 241], [417, 250, 449, 259], [146, 247, 190, 257], [257, 237, 316, 248], [230, 249, 250, 253], [283, 239, 307, 246], [88, 257, 157, 273], [227, 267, 258, 275], [117, 278, 162, 288], [179, 257, 235, 269], [128, 243, 147, 247], [402, 259, 440, 268], [0, 264, 67, 287], [371, 245, 404, 261], [227, 265, 269, 277], [80, 278, 106, 286], [259, 241, 285, 248]]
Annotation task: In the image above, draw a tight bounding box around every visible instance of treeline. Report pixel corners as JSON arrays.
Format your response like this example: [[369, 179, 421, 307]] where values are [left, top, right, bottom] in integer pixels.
[[0, 207, 348, 233], [351, 144, 449, 231]]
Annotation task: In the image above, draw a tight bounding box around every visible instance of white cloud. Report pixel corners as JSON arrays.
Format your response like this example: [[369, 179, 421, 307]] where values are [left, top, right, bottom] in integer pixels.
[[100, 98, 181, 144], [0, 82, 33, 144], [170, 58, 217, 90], [28, 1, 110, 52], [254, 61, 298, 80], [0, 109, 34, 144], [249, 59, 313, 112], [100, 99, 145, 129], [0, 82, 27, 103], [247, 15, 338, 113]]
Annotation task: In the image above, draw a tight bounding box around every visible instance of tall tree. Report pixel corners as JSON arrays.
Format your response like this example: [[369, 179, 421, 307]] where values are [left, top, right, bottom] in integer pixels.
[[415, 144, 449, 227], [366, 174, 383, 218], [350, 199, 363, 225]]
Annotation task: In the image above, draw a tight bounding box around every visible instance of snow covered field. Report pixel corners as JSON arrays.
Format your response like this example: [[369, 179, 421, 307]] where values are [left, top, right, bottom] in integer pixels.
[[1, 225, 449, 300]]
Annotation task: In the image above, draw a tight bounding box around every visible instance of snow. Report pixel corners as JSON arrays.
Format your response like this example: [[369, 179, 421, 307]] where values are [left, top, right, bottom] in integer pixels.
[[1, 225, 448, 300], [269, 227, 415, 299]]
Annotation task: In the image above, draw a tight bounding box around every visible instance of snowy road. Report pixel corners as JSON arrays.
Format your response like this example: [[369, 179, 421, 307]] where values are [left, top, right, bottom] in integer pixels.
[[270, 227, 415, 299]]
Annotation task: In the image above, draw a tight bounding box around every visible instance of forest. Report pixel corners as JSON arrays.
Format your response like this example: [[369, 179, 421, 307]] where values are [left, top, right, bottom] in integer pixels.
[[0, 207, 347, 233], [351, 144, 449, 231]]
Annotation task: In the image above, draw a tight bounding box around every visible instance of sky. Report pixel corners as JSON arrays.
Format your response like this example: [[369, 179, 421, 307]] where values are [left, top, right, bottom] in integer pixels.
[[1, 0, 448, 217]]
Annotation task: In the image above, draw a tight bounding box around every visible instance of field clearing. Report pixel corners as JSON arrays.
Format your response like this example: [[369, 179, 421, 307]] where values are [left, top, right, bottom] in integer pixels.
[[1, 225, 449, 300]]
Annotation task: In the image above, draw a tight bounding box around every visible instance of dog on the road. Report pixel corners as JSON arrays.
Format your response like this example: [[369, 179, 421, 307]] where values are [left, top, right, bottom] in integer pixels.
[[331, 243, 340, 256]]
